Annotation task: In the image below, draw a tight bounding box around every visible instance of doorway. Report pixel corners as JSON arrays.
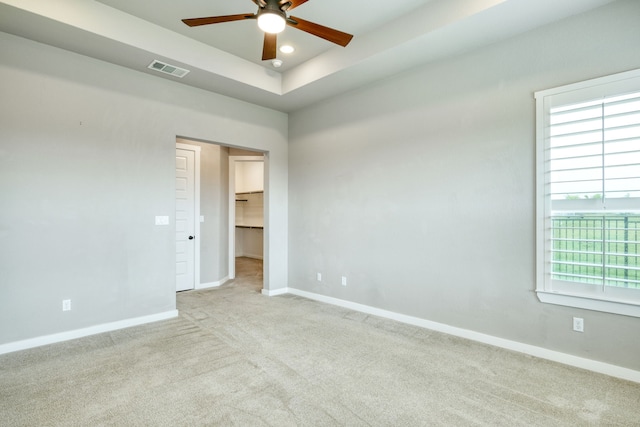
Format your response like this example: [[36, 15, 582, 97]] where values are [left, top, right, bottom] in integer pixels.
[[175, 138, 266, 293], [228, 155, 265, 281]]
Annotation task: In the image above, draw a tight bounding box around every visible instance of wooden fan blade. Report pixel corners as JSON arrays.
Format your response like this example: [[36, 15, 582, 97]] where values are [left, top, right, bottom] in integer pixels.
[[287, 16, 353, 47], [262, 33, 277, 60], [279, 0, 308, 11], [182, 14, 255, 27]]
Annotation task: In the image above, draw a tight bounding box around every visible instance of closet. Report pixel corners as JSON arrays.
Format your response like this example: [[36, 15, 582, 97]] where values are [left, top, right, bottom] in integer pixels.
[[234, 161, 263, 259]]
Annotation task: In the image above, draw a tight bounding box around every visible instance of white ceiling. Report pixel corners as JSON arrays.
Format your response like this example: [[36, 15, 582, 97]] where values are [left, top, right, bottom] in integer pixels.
[[96, 0, 432, 72], [0, 0, 616, 112]]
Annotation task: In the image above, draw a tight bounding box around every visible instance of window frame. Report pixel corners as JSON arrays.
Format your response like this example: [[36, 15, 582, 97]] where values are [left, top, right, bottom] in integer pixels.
[[535, 69, 640, 317]]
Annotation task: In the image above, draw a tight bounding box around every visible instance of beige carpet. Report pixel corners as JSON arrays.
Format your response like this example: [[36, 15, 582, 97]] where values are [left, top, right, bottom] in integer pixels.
[[1, 257, 639, 426]]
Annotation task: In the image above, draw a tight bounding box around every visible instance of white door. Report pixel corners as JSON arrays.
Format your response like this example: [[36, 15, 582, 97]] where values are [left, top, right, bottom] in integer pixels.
[[176, 148, 195, 292]]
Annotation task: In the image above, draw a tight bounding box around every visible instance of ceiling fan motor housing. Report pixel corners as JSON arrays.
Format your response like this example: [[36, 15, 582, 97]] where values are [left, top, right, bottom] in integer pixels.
[[259, 0, 287, 18]]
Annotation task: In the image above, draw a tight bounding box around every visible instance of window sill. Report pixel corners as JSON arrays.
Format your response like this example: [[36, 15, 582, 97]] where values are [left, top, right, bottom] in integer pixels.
[[536, 290, 640, 318]]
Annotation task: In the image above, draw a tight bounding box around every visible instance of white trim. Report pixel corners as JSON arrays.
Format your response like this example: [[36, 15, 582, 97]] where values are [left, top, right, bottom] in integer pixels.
[[535, 87, 548, 297], [229, 157, 237, 280], [176, 143, 202, 151], [536, 291, 640, 318], [262, 287, 288, 297], [277, 288, 640, 384], [0, 310, 179, 356], [176, 142, 201, 292], [196, 276, 230, 290], [534, 68, 640, 99]]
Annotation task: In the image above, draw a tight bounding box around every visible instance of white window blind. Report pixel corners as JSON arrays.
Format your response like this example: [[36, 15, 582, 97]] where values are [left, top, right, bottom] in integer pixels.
[[536, 69, 640, 316], [549, 92, 640, 203]]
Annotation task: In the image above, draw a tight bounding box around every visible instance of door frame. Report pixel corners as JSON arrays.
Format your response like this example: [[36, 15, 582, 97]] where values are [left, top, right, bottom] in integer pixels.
[[176, 142, 201, 291], [228, 155, 264, 280]]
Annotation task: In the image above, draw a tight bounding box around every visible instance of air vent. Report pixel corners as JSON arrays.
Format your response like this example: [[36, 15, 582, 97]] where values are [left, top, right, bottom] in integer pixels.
[[147, 60, 190, 78]]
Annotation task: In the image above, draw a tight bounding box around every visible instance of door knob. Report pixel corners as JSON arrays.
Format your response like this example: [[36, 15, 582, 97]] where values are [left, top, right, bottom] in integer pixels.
[[188, 236, 195, 240]]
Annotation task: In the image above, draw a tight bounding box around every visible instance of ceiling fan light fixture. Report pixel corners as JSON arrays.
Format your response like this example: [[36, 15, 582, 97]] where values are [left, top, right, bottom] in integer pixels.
[[182, 0, 354, 60], [257, 11, 286, 34]]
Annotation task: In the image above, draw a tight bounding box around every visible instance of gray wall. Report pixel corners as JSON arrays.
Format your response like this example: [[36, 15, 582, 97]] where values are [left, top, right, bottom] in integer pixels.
[[0, 32, 288, 345], [288, 0, 640, 370]]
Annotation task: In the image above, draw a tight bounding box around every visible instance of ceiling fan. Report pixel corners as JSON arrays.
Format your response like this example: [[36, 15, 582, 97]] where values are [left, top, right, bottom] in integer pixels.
[[181, 0, 354, 61]]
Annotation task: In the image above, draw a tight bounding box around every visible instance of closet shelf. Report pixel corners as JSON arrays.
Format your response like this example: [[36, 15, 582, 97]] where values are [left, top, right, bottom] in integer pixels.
[[235, 190, 264, 195], [236, 225, 263, 229]]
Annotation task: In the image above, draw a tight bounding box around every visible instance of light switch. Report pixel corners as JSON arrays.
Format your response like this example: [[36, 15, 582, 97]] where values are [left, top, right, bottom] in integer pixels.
[[155, 216, 169, 225], [200, 216, 205, 223]]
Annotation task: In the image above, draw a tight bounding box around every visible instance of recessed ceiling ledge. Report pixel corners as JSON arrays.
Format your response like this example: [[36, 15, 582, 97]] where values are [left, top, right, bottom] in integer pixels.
[[280, 0, 509, 94], [0, 0, 282, 95]]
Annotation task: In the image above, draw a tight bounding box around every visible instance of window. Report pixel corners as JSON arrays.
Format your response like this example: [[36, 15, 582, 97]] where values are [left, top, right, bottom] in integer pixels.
[[535, 69, 640, 317]]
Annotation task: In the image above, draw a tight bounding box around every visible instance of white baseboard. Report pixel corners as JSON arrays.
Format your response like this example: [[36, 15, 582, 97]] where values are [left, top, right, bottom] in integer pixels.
[[0, 310, 179, 356], [284, 288, 640, 384], [262, 288, 288, 297], [197, 276, 230, 290]]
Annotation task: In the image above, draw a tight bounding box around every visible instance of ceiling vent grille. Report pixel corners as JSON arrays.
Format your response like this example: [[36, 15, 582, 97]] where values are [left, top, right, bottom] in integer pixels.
[[147, 60, 190, 78]]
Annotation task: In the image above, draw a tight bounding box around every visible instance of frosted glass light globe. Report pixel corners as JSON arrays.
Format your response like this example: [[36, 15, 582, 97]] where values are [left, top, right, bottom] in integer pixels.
[[258, 13, 285, 34]]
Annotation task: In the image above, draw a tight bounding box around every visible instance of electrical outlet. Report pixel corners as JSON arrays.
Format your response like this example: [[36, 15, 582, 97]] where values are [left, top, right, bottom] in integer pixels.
[[62, 299, 71, 311], [317, 272, 322, 282], [573, 317, 584, 332], [341, 276, 347, 286]]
